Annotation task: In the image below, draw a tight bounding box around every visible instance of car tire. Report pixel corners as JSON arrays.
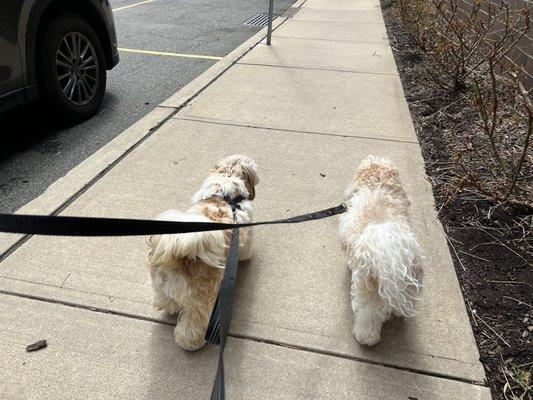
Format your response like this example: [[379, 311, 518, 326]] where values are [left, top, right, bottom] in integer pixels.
[[38, 14, 107, 120]]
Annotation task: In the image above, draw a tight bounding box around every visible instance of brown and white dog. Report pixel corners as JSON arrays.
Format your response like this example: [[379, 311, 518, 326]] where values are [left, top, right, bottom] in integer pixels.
[[339, 156, 423, 346], [148, 154, 258, 350]]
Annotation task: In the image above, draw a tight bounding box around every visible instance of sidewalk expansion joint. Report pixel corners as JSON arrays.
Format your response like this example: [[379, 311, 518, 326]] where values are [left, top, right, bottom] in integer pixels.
[[0, 18, 290, 265], [175, 117, 420, 145], [236, 62, 399, 77], [0, 288, 488, 389], [232, 333, 489, 388], [290, 19, 387, 26], [0, 288, 172, 326], [273, 35, 389, 45]]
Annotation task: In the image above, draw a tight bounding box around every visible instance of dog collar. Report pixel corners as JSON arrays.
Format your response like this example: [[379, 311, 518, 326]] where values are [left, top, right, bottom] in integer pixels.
[[223, 195, 246, 212], [207, 194, 246, 212]]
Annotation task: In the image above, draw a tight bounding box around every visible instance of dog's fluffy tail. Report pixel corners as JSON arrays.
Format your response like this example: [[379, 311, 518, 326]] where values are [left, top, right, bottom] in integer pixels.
[[354, 221, 423, 317], [148, 210, 227, 269]]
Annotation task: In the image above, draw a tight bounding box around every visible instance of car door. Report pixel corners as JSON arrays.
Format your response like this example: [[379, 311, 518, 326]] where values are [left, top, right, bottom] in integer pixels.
[[0, 0, 25, 108]]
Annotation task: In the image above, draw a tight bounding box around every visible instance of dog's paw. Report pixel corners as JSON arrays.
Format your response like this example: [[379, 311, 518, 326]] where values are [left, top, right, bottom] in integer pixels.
[[174, 324, 206, 351], [239, 244, 253, 261], [354, 329, 381, 346], [353, 312, 384, 346], [353, 318, 382, 346], [239, 252, 253, 262], [152, 301, 180, 316], [152, 301, 167, 311]]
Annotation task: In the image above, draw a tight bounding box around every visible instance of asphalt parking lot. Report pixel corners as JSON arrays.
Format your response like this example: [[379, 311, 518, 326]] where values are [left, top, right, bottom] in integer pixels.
[[0, 0, 294, 213]]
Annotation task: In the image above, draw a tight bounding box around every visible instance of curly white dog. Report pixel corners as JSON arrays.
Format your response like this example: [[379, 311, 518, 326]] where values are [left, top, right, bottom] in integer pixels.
[[148, 154, 258, 351], [339, 156, 423, 346]]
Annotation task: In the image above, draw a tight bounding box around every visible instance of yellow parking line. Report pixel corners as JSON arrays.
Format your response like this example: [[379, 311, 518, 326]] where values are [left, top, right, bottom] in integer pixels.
[[118, 47, 223, 61], [113, 0, 154, 12]]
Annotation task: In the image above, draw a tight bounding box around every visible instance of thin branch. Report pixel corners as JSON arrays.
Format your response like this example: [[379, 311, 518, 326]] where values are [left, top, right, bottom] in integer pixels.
[[503, 296, 533, 309], [445, 234, 466, 271], [473, 310, 511, 347], [507, 81, 533, 198]]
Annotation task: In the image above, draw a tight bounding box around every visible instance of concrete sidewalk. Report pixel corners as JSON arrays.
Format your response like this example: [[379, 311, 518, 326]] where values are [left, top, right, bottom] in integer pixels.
[[0, 0, 491, 398]]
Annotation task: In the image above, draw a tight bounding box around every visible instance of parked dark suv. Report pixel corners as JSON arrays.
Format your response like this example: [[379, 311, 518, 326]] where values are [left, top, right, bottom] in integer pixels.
[[0, 0, 119, 119]]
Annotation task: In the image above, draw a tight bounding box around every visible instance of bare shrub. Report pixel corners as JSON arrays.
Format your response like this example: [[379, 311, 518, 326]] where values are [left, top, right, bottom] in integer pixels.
[[397, 0, 530, 92], [395, 0, 532, 209], [457, 58, 532, 208]]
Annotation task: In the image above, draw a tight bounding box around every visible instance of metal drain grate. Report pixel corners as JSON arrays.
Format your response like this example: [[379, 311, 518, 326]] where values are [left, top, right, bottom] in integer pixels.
[[281, 7, 299, 18], [243, 13, 273, 27]]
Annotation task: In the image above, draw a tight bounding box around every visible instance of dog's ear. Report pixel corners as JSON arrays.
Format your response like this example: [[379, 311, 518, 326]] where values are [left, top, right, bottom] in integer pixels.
[[241, 163, 258, 200], [147, 234, 162, 267], [244, 172, 255, 200], [240, 157, 259, 200]]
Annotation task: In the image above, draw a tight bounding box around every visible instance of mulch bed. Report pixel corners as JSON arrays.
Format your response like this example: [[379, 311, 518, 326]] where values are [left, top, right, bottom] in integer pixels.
[[380, 1, 533, 398]]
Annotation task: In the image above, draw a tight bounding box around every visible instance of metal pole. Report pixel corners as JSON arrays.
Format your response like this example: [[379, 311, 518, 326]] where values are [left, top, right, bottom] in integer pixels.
[[266, 0, 274, 45]]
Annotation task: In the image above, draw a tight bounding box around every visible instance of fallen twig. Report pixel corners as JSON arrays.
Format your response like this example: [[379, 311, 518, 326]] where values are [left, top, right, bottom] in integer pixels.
[[473, 310, 511, 348], [470, 226, 527, 261], [445, 234, 466, 271], [501, 354, 517, 400], [503, 296, 533, 309], [458, 249, 491, 263]]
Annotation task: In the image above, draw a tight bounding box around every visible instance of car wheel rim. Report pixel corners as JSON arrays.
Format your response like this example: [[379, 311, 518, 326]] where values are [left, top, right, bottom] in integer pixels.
[[55, 32, 99, 106]]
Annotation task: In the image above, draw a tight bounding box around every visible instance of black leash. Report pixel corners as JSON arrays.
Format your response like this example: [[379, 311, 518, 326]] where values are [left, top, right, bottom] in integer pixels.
[[0, 203, 347, 400], [205, 199, 244, 399], [0, 204, 346, 237], [208, 227, 239, 400]]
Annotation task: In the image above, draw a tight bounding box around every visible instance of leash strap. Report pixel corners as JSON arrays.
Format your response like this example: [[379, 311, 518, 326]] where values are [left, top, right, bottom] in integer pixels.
[[209, 228, 239, 400], [0, 204, 346, 237], [205, 199, 243, 347]]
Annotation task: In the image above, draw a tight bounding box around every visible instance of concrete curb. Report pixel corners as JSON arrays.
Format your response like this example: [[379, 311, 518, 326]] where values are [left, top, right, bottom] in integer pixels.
[[0, 17, 289, 258]]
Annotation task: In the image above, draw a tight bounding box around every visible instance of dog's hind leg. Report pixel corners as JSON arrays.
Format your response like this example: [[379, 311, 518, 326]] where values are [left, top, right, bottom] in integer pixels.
[[150, 268, 181, 314], [174, 298, 214, 351], [353, 310, 385, 346], [351, 271, 387, 346], [174, 264, 222, 351], [238, 228, 253, 261], [152, 290, 181, 315]]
